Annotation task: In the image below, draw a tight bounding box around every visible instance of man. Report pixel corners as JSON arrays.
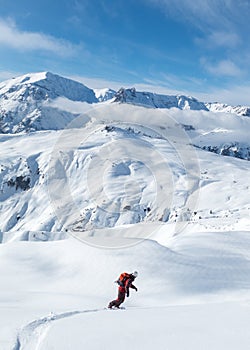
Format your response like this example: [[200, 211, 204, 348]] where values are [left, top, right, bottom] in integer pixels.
[[108, 271, 138, 309]]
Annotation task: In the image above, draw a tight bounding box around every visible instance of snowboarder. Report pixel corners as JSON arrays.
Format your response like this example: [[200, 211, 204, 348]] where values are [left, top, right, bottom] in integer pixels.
[[108, 271, 138, 309]]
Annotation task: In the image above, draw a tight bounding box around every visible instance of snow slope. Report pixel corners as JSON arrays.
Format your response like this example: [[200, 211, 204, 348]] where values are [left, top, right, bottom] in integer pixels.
[[1, 232, 250, 350], [1, 103, 250, 236]]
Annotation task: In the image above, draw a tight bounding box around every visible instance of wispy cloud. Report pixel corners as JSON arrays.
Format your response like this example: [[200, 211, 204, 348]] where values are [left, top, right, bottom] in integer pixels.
[[143, 74, 250, 105], [145, 0, 250, 85], [195, 84, 250, 106], [201, 58, 244, 78], [0, 18, 79, 56], [196, 31, 241, 49], [146, 0, 250, 51], [146, 0, 250, 31]]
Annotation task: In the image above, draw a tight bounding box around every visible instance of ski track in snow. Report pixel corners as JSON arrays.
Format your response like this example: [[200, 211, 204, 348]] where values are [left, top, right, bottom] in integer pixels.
[[12, 308, 104, 350]]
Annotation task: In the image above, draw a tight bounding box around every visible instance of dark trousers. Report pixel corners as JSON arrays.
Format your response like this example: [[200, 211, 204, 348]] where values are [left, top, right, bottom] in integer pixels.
[[108, 287, 126, 308]]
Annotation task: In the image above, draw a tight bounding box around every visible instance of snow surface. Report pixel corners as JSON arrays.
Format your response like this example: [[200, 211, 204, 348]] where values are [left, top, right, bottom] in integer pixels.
[[1, 72, 250, 350], [1, 233, 250, 350]]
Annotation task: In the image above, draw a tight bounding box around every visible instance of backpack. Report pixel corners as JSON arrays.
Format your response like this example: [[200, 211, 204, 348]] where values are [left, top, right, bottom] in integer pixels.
[[116, 272, 131, 287]]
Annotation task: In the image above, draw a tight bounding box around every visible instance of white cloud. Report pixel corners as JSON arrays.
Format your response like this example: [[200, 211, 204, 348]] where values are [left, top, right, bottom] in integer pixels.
[[145, 0, 250, 78], [196, 31, 241, 49], [69, 75, 125, 91], [195, 84, 250, 106], [201, 58, 243, 77], [146, 0, 249, 31], [208, 31, 241, 48], [0, 18, 78, 56]]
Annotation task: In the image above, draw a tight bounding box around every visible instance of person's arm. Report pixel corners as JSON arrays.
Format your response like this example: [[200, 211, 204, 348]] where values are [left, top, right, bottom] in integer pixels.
[[125, 279, 138, 296], [130, 283, 138, 291]]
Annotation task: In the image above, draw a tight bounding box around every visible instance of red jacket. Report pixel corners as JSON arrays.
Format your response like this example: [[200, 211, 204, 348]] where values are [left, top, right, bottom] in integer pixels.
[[118, 275, 137, 295]]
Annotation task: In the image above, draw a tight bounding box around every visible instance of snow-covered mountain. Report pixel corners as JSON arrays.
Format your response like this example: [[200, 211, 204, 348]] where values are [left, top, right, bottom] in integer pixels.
[[112, 88, 250, 117], [206, 102, 250, 117], [0, 72, 98, 133], [94, 88, 116, 102], [113, 87, 209, 110], [0, 72, 97, 102]]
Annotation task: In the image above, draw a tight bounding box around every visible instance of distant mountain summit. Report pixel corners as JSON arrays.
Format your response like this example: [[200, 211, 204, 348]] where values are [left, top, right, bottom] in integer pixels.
[[0, 71, 97, 102], [205, 102, 250, 117], [94, 88, 116, 102], [0, 72, 98, 133], [113, 87, 209, 111]]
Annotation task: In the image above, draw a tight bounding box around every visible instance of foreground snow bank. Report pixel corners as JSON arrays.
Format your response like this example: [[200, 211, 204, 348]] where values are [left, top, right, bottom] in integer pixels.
[[0, 229, 250, 349], [41, 302, 250, 350]]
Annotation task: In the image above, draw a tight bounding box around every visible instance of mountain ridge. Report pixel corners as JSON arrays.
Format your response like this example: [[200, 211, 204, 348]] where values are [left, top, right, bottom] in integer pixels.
[[0, 71, 250, 134], [113, 87, 209, 111], [0, 71, 98, 102]]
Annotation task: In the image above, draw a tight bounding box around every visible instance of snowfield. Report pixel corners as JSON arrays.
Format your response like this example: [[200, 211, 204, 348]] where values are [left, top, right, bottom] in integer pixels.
[[1, 233, 250, 350], [0, 72, 250, 349]]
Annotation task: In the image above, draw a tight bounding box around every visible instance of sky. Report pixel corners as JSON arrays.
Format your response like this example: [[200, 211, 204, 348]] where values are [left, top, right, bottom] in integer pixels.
[[0, 0, 249, 105]]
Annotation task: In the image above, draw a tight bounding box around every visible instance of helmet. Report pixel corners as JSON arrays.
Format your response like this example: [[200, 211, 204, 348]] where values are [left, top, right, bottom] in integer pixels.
[[132, 271, 138, 277]]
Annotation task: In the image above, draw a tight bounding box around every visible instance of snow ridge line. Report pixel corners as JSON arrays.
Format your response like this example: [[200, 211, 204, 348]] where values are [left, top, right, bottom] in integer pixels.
[[12, 308, 103, 350]]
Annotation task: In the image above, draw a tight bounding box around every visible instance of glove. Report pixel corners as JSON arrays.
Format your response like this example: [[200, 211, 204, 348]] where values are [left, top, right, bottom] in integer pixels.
[[126, 291, 129, 297], [135, 287, 138, 292]]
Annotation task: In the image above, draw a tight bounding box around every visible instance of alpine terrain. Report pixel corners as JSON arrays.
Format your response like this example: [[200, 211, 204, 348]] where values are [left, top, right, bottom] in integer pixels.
[[0, 72, 250, 350]]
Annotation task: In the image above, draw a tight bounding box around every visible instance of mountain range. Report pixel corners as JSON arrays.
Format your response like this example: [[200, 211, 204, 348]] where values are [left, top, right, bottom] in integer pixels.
[[0, 71, 249, 134]]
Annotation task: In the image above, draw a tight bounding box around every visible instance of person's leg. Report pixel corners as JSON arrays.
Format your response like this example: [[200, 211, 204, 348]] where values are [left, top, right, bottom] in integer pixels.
[[108, 299, 115, 308], [115, 290, 125, 307], [108, 289, 125, 308]]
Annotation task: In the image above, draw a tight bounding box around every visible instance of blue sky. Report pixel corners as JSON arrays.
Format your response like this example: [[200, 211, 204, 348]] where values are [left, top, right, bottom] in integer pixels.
[[0, 0, 249, 104]]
